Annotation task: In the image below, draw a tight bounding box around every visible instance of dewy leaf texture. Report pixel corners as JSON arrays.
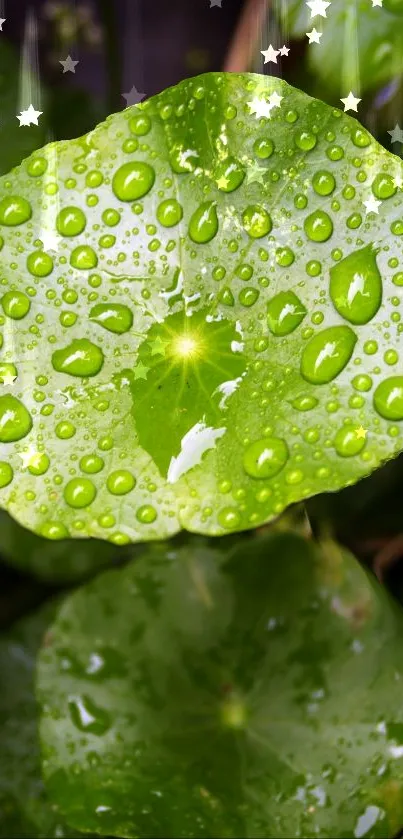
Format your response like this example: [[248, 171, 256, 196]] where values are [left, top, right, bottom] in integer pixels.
[[0, 72, 402, 543], [37, 532, 403, 838]]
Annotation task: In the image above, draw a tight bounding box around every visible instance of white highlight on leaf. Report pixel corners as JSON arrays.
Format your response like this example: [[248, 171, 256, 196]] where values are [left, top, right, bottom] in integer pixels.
[[167, 422, 226, 483]]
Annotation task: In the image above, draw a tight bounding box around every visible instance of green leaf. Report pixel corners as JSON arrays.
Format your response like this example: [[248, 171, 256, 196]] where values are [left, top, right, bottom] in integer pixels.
[[1, 71, 403, 543], [0, 599, 84, 837], [281, 0, 403, 96], [0, 508, 126, 582], [37, 532, 403, 838]]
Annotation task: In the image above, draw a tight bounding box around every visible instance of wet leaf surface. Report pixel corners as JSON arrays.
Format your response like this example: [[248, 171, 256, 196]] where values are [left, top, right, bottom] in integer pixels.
[[38, 531, 403, 838], [0, 72, 403, 544]]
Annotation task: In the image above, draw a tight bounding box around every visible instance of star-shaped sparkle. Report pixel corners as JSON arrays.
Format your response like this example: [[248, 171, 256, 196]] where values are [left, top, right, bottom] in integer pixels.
[[133, 361, 150, 380], [217, 175, 230, 189], [394, 173, 403, 189], [121, 85, 146, 106], [19, 447, 43, 470], [0, 371, 17, 386], [261, 45, 279, 64], [340, 91, 361, 112], [246, 162, 266, 185], [0, 19, 5, 30], [388, 124, 403, 144], [355, 426, 367, 440], [149, 337, 170, 357], [17, 104, 43, 126], [248, 92, 282, 120], [307, 28, 322, 43], [60, 55, 79, 73], [279, 45, 290, 56], [363, 195, 382, 214], [306, 0, 330, 17], [40, 230, 61, 252]]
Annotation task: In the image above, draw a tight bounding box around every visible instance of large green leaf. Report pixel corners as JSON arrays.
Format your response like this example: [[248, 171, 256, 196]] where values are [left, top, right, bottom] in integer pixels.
[[1, 71, 403, 544], [281, 0, 403, 96], [38, 532, 403, 838], [0, 600, 83, 837]]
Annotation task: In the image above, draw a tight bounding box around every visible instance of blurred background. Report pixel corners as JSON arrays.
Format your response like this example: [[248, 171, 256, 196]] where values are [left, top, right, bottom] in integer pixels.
[[1, 0, 403, 628]]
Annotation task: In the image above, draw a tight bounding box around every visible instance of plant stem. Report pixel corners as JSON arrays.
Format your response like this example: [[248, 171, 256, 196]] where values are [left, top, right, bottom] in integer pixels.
[[224, 0, 267, 73]]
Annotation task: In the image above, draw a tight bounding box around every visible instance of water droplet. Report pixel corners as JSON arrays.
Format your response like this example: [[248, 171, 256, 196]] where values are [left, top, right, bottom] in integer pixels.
[[351, 127, 371, 147], [292, 395, 319, 411], [294, 130, 317, 151], [70, 245, 98, 270], [301, 326, 357, 385], [352, 374, 372, 391], [215, 156, 245, 192], [129, 113, 151, 135], [242, 204, 272, 238], [372, 173, 397, 200], [0, 461, 13, 487], [69, 695, 111, 735], [334, 425, 366, 457], [275, 246, 295, 267], [156, 199, 183, 227], [254, 137, 274, 159], [327, 145, 344, 161], [64, 477, 97, 508], [89, 303, 133, 334], [27, 250, 54, 277], [28, 452, 50, 475], [106, 470, 136, 495], [217, 507, 241, 529], [112, 161, 155, 201], [102, 208, 121, 227], [56, 206, 86, 236], [1, 290, 31, 319], [243, 437, 289, 478], [52, 339, 104, 377], [304, 210, 333, 242], [27, 156, 48, 177], [239, 287, 259, 307], [267, 290, 307, 336], [41, 521, 69, 540], [374, 377, 403, 420], [188, 201, 218, 244], [306, 260, 322, 277], [0, 195, 32, 226], [347, 213, 362, 230], [169, 144, 199, 173], [80, 454, 104, 473], [136, 504, 157, 523], [312, 170, 335, 196], [0, 395, 32, 442], [55, 421, 76, 439], [329, 244, 382, 325]]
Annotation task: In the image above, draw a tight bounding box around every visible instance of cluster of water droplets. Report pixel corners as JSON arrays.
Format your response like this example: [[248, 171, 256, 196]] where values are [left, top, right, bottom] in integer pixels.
[[0, 71, 402, 538]]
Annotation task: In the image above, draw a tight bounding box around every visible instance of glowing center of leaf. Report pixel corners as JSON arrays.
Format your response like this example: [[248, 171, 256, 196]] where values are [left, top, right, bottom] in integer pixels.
[[173, 335, 201, 359]]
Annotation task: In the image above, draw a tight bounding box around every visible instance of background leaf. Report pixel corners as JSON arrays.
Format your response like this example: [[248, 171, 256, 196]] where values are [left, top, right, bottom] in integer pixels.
[[1, 72, 403, 544], [38, 531, 403, 838], [280, 0, 403, 96], [0, 509, 128, 582], [0, 599, 84, 837]]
